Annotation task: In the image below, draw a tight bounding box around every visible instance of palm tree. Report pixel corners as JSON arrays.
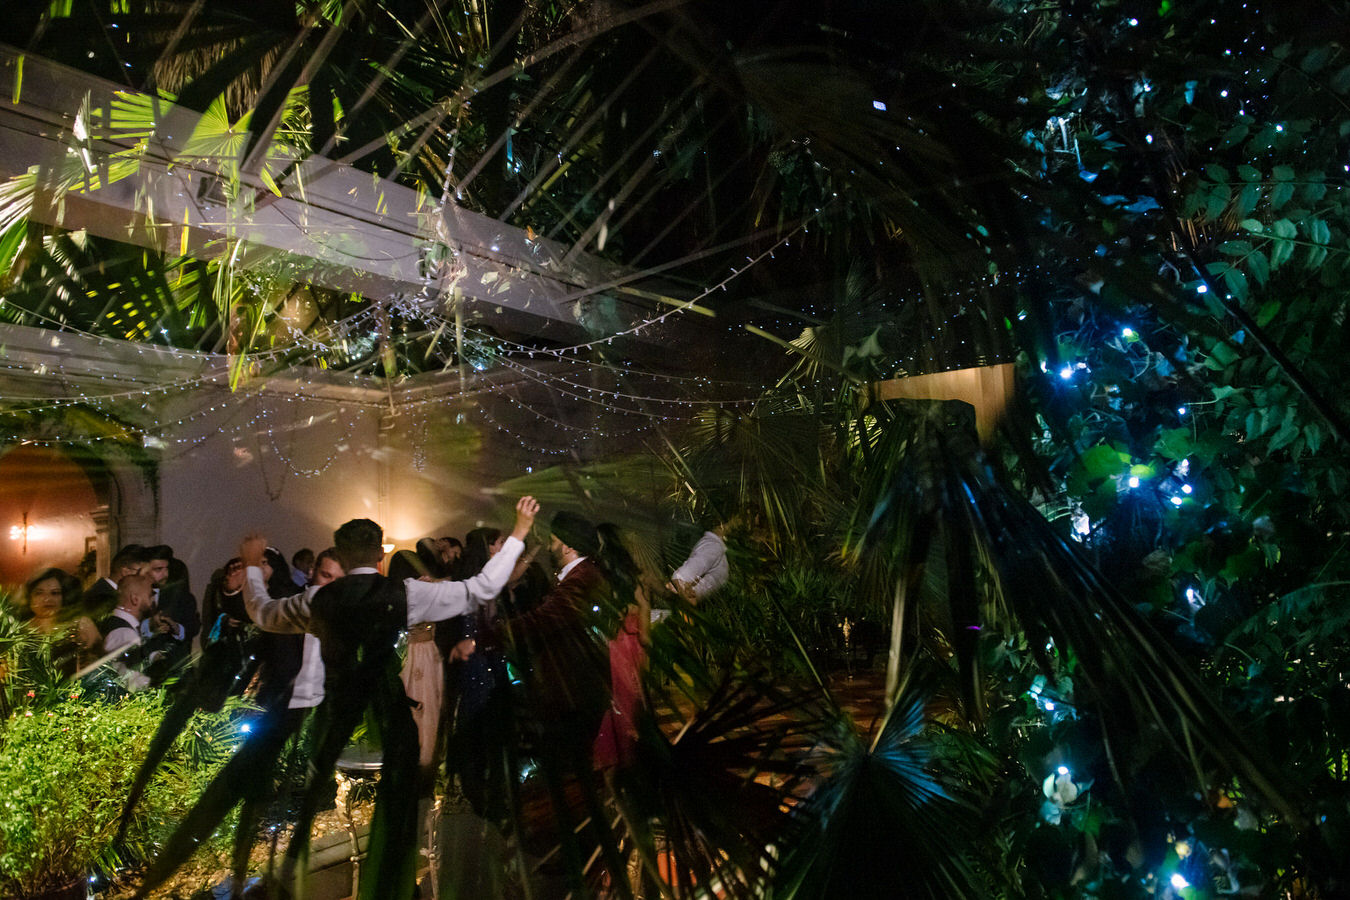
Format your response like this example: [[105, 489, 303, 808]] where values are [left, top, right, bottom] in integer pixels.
[[5, 0, 1350, 897]]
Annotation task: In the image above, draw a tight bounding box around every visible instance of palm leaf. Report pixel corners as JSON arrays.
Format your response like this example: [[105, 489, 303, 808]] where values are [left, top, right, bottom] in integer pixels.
[[859, 399, 1293, 818], [115, 638, 256, 847], [774, 675, 991, 899]]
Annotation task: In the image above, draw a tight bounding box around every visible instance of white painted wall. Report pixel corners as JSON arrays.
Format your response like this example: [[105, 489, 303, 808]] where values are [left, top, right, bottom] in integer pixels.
[[155, 390, 515, 590]]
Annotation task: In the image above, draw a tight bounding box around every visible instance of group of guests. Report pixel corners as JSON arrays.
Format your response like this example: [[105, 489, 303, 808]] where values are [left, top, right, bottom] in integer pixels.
[[9, 542, 200, 686], [9, 505, 732, 841]]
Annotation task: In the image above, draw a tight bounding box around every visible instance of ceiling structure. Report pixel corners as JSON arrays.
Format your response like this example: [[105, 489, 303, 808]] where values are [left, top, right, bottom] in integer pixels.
[[0, 0, 1009, 467], [0, 44, 693, 345], [0, 29, 782, 466]]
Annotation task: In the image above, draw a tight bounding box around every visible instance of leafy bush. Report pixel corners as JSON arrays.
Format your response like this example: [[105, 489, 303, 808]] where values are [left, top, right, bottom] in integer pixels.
[[0, 603, 240, 897]]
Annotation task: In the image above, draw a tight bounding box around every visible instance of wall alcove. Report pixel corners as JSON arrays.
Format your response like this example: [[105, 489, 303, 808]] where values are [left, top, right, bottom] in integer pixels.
[[0, 440, 159, 588], [0, 443, 105, 585]]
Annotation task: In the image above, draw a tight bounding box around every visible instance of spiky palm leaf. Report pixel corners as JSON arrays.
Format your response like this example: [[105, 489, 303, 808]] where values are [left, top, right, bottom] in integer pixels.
[[774, 675, 992, 899], [858, 398, 1292, 819]]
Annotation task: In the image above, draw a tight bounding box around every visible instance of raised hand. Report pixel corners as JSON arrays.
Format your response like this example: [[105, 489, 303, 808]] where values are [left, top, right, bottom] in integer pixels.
[[239, 534, 267, 569], [510, 495, 540, 540]]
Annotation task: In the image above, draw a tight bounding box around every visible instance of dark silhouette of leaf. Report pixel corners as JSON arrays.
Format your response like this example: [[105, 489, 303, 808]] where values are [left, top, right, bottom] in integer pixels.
[[860, 399, 1293, 819]]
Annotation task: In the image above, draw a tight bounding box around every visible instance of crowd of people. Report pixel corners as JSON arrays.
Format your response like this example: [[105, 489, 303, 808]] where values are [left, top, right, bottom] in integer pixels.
[[8, 542, 202, 686], [5, 502, 732, 832]]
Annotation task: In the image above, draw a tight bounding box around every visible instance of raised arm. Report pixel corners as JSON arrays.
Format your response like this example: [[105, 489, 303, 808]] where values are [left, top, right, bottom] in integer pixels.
[[406, 496, 538, 624], [239, 533, 314, 634]]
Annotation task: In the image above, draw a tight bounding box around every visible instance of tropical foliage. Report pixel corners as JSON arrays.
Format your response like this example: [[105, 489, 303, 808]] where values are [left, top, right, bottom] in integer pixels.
[[0, 603, 242, 898], [4, 0, 1350, 898]]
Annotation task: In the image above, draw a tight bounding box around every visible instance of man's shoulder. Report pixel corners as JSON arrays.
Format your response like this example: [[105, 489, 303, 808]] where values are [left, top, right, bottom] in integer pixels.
[[86, 579, 117, 599], [98, 613, 137, 635], [549, 558, 607, 598], [312, 572, 405, 607]]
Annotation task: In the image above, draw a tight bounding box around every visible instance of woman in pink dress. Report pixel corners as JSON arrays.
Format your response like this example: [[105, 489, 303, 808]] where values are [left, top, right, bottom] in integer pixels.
[[592, 524, 650, 770]]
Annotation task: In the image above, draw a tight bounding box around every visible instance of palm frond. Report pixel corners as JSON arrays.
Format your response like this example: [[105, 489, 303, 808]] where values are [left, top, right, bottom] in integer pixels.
[[859, 399, 1293, 818]]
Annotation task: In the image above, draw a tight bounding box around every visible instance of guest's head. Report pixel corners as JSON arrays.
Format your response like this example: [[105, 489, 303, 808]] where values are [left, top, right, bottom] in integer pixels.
[[75, 550, 97, 585], [262, 547, 293, 598], [549, 511, 598, 567], [143, 545, 174, 586], [293, 548, 315, 579], [437, 536, 462, 566], [596, 523, 639, 584], [311, 548, 344, 587], [23, 567, 72, 629], [334, 518, 385, 570], [414, 538, 444, 577], [167, 557, 190, 591], [111, 544, 150, 581], [219, 557, 245, 593], [387, 549, 428, 582], [459, 527, 503, 578], [116, 573, 155, 620]]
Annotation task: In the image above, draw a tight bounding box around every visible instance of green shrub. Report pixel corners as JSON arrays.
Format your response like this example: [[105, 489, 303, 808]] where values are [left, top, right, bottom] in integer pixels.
[[0, 599, 240, 897]]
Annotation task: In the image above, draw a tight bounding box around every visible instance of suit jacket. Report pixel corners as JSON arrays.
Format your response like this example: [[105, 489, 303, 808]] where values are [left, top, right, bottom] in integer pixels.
[[308, 573, 420, 894], [502, 558, 610, 731], [157, 582, 201, 643], [83, 578, 118, 617], [310, 573, 409, 692]]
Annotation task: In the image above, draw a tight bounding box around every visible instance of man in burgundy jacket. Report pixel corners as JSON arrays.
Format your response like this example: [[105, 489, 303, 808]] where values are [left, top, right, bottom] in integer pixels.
[[503, 511, 611, 748]]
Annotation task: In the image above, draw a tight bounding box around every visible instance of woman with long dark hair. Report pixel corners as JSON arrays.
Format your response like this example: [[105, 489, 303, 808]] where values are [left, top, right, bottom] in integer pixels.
[[19, 567, 99, 676]]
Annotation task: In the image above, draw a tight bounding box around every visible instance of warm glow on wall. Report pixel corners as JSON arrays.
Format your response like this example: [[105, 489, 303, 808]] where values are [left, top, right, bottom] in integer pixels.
[[8, 516, 48, 554], [1, 446, 102, 584]]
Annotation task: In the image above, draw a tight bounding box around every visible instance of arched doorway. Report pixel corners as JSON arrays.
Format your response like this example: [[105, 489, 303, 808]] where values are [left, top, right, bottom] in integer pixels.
[[0, 444, 108, 587]]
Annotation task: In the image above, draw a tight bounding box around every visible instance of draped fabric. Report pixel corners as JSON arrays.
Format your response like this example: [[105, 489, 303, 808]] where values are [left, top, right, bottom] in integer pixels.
[[399, 622, 443, 770], [593, 608, 646, 769]]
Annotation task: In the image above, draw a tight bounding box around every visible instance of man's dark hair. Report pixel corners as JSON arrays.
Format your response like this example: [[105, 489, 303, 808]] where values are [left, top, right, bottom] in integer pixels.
[[315, 547, 341, 569], [440, 536, 462, 549], [111, 543, 151, 574], [292, 548, 315, 569], [145, 544, 174, 563], [334, 519, 384, 569]]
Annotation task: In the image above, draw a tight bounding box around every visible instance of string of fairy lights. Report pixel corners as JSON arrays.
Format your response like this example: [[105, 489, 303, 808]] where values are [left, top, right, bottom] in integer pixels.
[[0, 217, 795, 463], [2, 208, 1008, 465], [0, 42, 832, 466]]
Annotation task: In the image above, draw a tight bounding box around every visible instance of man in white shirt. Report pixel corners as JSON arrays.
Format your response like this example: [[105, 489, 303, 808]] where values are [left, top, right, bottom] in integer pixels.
[[670, 525, 730, 603], [239, 496, 539, 636], [242, 547, 346, 716], [147, 501, 540, 899], [244, 496, 538, 896]]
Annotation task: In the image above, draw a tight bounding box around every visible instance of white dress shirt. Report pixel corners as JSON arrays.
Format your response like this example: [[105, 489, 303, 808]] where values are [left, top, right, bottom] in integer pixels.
[[102, 608, 143, 654], [556, 555, 587, 583], [671, 531, 729, 599], [243, 536, 525, 636]]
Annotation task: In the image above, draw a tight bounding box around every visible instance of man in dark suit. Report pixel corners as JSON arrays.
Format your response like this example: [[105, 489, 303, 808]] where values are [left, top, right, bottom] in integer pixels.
[[502, 511, 612, 733], [83, 543, 149, 617], [143, 545, 200, 665], [492, 511, 618, 884]]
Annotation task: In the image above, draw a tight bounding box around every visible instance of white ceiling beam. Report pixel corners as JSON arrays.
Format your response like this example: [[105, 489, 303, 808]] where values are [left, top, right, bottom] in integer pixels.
[[0, 45, 653, 341]]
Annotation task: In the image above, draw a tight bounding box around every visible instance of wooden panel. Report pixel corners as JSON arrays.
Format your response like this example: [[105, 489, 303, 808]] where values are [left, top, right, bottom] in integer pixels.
[[870, 363, 1015, 443]]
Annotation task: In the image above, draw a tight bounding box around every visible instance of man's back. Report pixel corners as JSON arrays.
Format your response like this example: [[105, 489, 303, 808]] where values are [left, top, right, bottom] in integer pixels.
[[309, 572, 408, 681]]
